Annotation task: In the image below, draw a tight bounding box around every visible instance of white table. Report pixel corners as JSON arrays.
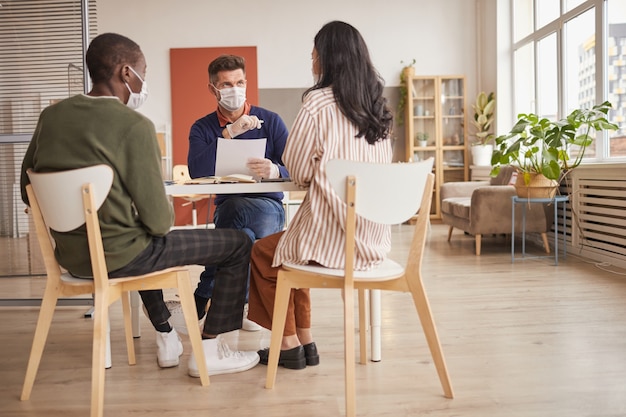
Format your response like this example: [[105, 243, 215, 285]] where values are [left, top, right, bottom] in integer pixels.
[[165, 180, 303, 196]]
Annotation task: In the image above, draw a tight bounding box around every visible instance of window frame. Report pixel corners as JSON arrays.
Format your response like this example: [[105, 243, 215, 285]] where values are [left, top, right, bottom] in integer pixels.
[[510, 0, 624, 162]]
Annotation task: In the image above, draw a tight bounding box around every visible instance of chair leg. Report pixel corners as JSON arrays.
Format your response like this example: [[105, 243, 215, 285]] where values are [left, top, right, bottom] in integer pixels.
[[21, 285, 60, 401], [130, 290, 141, 338], [475, 234, 482, 255], [91, 292, 108, 417], [178, 273, 210, 386], [191, 202, 198, 227], [265, 274, 292, 389], [105, 318, 112, 370], [121, 291, 136, 365], [409, 278, 454, 399], [447, 226, 454, 242], [343, 284, 357, 417], [358, 289, 368, 365], [541, 232, 550, 254]]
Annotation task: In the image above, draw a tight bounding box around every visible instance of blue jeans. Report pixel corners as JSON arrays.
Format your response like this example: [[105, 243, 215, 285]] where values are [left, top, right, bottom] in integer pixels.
[[196, 196, 284, 301]]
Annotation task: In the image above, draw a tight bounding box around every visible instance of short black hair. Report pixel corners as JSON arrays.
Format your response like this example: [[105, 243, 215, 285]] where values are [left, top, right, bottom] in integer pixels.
[[86, 33, 143, 84], [208, 55, 246, 85]]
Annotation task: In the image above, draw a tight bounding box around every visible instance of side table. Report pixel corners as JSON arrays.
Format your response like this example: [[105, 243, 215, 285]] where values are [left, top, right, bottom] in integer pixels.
[[511, 195, 569, 265]]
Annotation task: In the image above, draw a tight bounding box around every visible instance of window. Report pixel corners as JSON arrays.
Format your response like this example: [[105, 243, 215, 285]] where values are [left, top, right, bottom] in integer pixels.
[[536, 32, 558, 120], [0, 0, 98, 137], [511, 0, 626, 161], [514, 43, 535, 113], [536, 0, 560, 29], [514, 0, 534, 42], [607, 1, 626, 157], [0, 0, 97, 276]]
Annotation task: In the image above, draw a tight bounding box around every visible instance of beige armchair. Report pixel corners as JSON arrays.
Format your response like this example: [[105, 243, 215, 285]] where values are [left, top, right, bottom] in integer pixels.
[[440, 166, 551, 255]]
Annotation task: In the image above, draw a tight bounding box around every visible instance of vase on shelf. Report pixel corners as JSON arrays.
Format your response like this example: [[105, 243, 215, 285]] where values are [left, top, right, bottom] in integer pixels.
[[470, 144, 493, 166]]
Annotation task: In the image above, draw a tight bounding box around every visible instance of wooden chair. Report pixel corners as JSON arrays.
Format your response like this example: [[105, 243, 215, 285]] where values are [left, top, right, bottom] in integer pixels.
[[21, 165, 209, 417], [264, 158, 453, 416], [172, 164, 213, 227]]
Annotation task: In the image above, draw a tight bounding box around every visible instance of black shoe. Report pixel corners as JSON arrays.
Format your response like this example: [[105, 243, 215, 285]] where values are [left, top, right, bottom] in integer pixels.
[[303, 342, 320, 366], [258, 345, 306, 370]]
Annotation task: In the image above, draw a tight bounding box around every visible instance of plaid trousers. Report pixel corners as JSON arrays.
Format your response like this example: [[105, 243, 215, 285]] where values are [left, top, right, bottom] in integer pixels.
[[109, 228, 252, 335]]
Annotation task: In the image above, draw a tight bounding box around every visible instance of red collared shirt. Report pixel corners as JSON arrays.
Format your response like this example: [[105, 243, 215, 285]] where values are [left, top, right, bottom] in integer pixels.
[[216, 102, 252, 127]]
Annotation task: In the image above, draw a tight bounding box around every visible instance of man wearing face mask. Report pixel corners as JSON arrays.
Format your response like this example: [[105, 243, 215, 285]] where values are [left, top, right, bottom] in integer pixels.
[[184, 54, 289, 332], [20, 33, 260, 377]]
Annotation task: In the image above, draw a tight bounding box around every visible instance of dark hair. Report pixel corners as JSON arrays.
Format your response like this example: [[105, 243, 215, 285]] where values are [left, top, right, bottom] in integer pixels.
[[304, 21, 393, 144], [208, 55, 246, 85], [86, 33, 143, 84]]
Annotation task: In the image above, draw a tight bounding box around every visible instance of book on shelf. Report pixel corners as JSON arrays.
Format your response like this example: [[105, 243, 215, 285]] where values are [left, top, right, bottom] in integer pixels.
[[184, 174, 256, 184]]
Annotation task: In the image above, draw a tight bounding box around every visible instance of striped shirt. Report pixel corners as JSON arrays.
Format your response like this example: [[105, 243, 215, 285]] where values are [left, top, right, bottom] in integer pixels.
[[273, 87, 392, 270]]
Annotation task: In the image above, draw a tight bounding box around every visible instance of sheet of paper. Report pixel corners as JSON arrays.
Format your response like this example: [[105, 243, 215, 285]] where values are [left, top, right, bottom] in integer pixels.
[[215, 138, 267, 177]]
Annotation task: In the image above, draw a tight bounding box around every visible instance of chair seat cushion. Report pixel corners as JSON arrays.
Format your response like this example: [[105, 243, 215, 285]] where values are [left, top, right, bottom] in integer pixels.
[[282, 258, 404, 280], [441, 197, 471, 219], [60, 271, 94, 283]]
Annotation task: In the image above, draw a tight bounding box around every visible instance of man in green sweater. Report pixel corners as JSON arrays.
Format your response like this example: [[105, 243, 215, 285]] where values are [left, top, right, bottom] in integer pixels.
[[20, 33, 259, 377]]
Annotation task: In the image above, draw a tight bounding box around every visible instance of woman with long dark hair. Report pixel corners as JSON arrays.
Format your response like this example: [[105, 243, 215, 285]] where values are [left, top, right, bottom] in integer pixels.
[[248, 20, 393, 369]]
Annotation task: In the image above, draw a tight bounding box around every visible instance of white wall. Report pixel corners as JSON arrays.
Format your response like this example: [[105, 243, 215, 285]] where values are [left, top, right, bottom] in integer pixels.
[[97, 0, 482, 131]]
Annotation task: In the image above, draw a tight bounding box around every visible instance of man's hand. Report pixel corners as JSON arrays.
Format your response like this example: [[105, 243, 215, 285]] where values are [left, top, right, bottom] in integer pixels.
[[247, 158, 279, 179], [226, 115, 263, 138]]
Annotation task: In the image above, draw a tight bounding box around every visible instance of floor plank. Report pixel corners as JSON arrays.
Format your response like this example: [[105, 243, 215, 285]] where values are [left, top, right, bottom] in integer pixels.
[[1, 223, 626, 416]]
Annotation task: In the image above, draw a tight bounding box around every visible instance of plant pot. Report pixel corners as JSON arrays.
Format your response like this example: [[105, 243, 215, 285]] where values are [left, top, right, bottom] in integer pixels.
[[418, 140, 428, 147], [470, 144, 493, 166], [514, 172, 559, 199]]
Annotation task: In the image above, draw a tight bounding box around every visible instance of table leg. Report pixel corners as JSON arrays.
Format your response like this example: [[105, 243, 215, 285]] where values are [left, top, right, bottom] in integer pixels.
[[522, 203, 527, 258], [511, 200, 516, 262], [554, 200, 559, 266], [562, 199, 567, 260], [131, 290, 141, 338], [370, 289, 382, 362]]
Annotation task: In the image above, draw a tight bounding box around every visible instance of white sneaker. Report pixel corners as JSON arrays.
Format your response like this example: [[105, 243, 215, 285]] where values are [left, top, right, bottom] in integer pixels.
[[156, 328, 183, 368], [165, 300, 205, 336], [188, 337, 260, 377], [242, 303, 262, 332]]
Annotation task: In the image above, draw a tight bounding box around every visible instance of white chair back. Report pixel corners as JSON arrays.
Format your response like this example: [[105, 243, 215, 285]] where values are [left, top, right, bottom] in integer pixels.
[[326, 158, 434, 225], [26, 165, 114, 232]]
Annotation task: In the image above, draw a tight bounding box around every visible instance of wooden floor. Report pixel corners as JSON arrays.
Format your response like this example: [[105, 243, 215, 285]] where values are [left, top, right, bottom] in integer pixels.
[[2, 223, 626, 417]]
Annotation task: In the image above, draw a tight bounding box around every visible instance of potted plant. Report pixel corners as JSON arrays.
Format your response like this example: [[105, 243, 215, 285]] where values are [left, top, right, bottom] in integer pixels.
[[469, 91, 495, 166], [416, 131, 429, 147], [491, 101, 618, 198], [397, 59, 416, 126]]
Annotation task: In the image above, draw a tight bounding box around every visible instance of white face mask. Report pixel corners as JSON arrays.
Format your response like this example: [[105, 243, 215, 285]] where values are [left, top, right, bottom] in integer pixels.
[[125, 66, 148, 110], [312, 56, 321, 84], [217, 86, 246, 111], [312, 70, 321, 85]]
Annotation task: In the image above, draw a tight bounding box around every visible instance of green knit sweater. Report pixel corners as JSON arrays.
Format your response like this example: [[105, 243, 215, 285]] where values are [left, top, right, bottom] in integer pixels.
[[20, 95, 173, 277]]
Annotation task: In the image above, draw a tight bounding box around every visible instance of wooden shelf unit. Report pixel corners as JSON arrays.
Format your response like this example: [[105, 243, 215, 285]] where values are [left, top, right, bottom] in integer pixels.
[[404, 67, 468, 219]]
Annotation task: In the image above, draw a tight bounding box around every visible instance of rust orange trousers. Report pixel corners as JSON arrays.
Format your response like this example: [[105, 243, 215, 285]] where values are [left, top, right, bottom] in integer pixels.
[[248, 231, 311, 336]]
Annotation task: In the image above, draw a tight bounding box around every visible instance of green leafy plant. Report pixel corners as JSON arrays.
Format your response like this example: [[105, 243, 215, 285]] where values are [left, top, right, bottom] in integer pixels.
[[397, 59, 416, 125], [491, 101, 618, 183], [470, 91, 495, 145], [416, 131, 429, 142]]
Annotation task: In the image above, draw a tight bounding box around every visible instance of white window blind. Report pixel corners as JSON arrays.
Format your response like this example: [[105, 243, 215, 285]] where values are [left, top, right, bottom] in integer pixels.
[[0, 0, 97, 136], [0, 0, 97, 276]]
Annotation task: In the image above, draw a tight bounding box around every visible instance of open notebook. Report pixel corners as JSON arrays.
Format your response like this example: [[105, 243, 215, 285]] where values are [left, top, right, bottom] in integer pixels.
[[184, 174, 256, 184]]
